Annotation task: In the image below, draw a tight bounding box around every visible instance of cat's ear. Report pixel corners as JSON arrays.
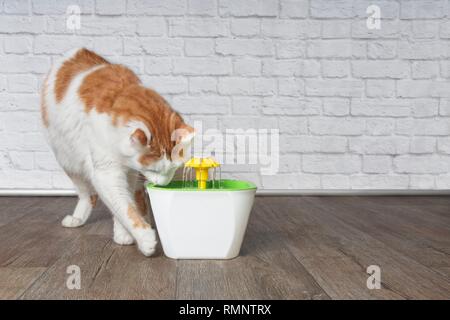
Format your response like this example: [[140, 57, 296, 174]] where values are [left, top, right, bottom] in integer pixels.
[[131, 128, 148, 146], [127, 121, 151, 148], [174, 124, 195, 144]]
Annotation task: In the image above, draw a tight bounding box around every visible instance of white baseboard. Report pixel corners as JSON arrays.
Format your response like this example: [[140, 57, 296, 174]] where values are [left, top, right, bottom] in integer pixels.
[[0, 189, 449, 196]]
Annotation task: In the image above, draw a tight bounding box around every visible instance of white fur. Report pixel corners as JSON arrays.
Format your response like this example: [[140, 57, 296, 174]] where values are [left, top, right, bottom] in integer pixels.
[[43, 49, 192, 257]]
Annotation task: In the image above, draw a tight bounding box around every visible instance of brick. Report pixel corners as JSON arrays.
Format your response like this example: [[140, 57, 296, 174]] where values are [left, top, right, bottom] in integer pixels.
[[352, 61, 408, 79], [280, 0, 308, 18], [170, 18, 228, 37], [394, 155, 449, 174], [231, 19, 260, 37], [396, 119, 450, 136], [278, 78, 304, 97], [96, 0, 126, 15], [366, 80, 395, 98], [136, 17, 166, 36], [173, 58, 231, 75], [9, 151, 34, 170], [263, 59, 320, 77], [367, 41, 397, 59], [126, 0, 186, 15], [188, 0, 217, 16], [32, 0, 94, 15], [52, 171, 74, 189], [232, 97, 261, 115], [321, 60, 349, 78], [305, 80, 364, 97], [410, 99, 439, 118], [437, 138, 450, 154], [411, 21, 439, 39], [79, 17, 136, 36], [441, 61, 450, 78], [307, 40, 354, 58], [303, 155, 361, 174], [233, 58, 261, 76], [262, 98, 321, 115], [141, 76, 187, 94], [219, 0, 278, 17], [323, 99, 350, 116], [0, 55, 50, 73], [142, 58, 171, 75], [262, 20, 320, 39], [7, 75, 38, 93], [351, 99, 410, 117], [93, 37, 123, 55], [1, 112, 40, 132], [398, 80, 450, 98], [282, 136, 347, 153], [439, 99, 450, 116], [400, 0, 447, 19], [363, 156, 392, 174], [34, 35, 91, 54], [261, 174, 321, 189], [275, 40, 305, 59], [398, 40, 446, 59], [0, 93, 39, 111], [310, 118, 365, 135], [321, 175, 350, 189], [349, 137, 410, 155], [352, 20, 400, 39], [125, 38, 183, 56], [218, 78, 276, 96], [366, 118, 395, 136], [35, 152, 60, 170], [279, 154, 302, 173], [278, 117, 308, 135], [350, 175, 409, 189], [310, 0, 354, 18], [4, 0, 30, 14], [189, 77, 218, 94], [410, 175, 435, 189], [172, 96, 229, 114], [216, 39, 273, 56], [440, 21, 450, 38], [322, 20, 351, 39], [353, 1, 399, 19], [0, 16, 45, 33], [409, 137, 435, 154], [3, 36, 32, 53], [185, 39, 214, 57]]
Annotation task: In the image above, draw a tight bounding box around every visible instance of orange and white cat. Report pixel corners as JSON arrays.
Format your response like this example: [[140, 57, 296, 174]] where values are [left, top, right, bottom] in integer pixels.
[[41, 48, 194, 256]]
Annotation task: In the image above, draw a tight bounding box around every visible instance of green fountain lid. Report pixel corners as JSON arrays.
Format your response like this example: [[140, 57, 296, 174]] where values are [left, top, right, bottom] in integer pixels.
[[147, 179, 257, 191]]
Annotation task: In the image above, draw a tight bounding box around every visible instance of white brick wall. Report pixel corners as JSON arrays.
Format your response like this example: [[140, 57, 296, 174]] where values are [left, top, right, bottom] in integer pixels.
[[0, 0, 449, 191]]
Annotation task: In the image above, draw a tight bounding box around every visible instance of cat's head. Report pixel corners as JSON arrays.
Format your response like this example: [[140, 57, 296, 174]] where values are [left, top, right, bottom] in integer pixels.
[[119, 114, 194, 186]]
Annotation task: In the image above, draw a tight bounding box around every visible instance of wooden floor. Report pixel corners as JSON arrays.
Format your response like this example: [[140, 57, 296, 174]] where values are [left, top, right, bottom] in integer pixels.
[[0, 195, 449, 299]]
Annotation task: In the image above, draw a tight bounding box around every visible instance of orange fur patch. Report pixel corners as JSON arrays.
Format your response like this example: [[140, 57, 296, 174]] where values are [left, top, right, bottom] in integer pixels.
[[77, 49, 193, 166], [90, 194, 98, 207], [135, 188, 148, 217], [127, 204, 150, 229], [132, 129, 148, 146], [40, 74, 49, 127], [55, 48, 109, 103]]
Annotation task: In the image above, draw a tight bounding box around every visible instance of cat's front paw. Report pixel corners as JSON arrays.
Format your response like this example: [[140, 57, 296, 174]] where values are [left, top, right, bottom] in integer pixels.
[[61, 215, 84, 228], [113, 231, 135, 245], [136, 229, 158, 256]]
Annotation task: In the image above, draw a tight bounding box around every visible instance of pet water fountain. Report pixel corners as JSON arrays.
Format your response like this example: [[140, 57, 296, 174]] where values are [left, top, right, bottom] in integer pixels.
[[146, 157, 257, 259]]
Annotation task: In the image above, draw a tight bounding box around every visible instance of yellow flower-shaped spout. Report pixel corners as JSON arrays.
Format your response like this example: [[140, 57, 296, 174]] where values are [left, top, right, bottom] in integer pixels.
[[184, 157, 220, 189]]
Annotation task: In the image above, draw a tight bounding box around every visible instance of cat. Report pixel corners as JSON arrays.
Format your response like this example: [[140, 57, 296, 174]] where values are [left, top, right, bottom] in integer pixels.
[[40, 48, 194, 256]]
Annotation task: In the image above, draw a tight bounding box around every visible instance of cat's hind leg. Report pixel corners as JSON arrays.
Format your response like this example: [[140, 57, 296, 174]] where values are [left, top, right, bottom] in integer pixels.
[[62, 174, 97, 228]]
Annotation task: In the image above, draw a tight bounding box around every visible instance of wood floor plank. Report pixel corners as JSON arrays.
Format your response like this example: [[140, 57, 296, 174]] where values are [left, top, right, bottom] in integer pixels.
[[265, 197, 450, 299], [176, 213, 330, 300], [1, 195, 449, 299], [313, 197, 450, 279], [0, 267, 47, 299]]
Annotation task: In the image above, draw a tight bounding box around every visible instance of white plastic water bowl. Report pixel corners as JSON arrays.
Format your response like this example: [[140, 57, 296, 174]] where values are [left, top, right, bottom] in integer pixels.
[[146, 180, 257, 259]]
